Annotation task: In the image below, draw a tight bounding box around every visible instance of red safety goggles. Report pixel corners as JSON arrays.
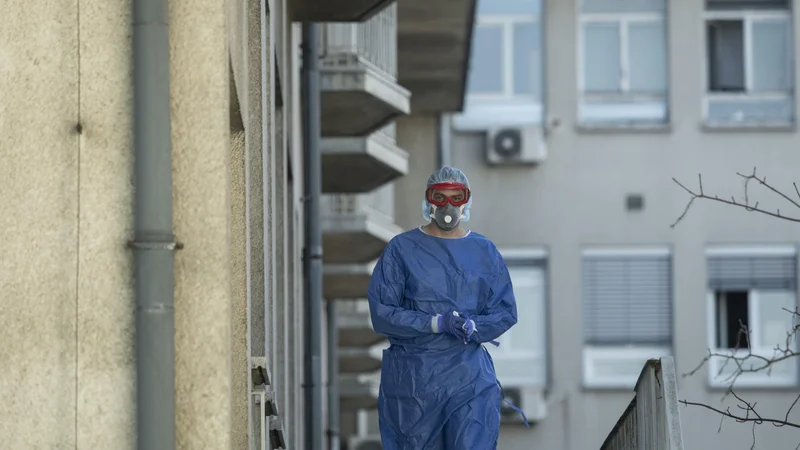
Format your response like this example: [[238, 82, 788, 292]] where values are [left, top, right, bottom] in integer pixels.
[[425, 182, 471, 207]]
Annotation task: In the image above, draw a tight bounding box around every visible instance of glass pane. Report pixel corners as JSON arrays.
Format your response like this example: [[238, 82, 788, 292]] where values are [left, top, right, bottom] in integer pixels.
[[752, 19, 792, 92], [583, 22, 621, 93], [707, 20, 745, 92], [507, 267, 546, 354], [628, 21, 667, 93], [478, 0, 541, 15], [513, 21, 542, 98], [467, 24, 505, 94], [757, 290, 796, 349], [706, 0, 790, 11], [583, 0, 665, 13]]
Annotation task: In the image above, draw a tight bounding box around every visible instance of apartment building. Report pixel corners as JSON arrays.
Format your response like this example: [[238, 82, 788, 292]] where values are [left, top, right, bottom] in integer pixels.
[[389, 0, 800, 449], [1, 0, 474, 449]]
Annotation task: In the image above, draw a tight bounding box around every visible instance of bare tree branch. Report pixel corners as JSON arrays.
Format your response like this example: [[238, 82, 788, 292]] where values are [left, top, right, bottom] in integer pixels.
[[680, 391, 800, 430], [671, 167, 800, 228], [679, 307, 800, 448], [671, 169, 800, 447], [683, 308, 800, 386]]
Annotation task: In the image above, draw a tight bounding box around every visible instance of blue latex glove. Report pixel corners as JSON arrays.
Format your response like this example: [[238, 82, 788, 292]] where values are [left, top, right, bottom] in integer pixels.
[[458, 311, 500, 347], [437, 312, 467, 338], [456, 312, 477, 342]]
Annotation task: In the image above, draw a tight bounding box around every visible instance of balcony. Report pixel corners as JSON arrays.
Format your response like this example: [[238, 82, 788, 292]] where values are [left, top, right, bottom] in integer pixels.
[[397, 0, 477, 113], [322, 183, 402, 265], [340, 373, 380, 410], [291, 0, 393, 23], [323, 123, 409, 194], [337, 299, 386, 347], [340, 344, 385, 374], [320, 4, 411, 138], [323, 262, 375, 299]]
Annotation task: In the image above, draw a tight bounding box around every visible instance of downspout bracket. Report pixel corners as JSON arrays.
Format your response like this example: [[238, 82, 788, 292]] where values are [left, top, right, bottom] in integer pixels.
[[127, 240, 185, 250]]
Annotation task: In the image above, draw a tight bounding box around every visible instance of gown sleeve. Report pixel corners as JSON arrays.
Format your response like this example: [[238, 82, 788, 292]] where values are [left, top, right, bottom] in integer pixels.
[[367, 239, 438, 339], [472, 246, 519, 343]]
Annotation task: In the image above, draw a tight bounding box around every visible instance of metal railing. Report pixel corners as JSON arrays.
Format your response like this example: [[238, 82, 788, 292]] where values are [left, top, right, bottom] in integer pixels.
[[319, 3, 398, 78], [321, 183, 395, 225], [600, 357, 685, 450]]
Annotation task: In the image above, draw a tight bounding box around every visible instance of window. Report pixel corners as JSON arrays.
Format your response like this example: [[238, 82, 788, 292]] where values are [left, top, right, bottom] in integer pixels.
[[707, 247, 798, 388], [578, 0, 669, 126], [454, 0, 544, 129], [582, 247, 673, 388], [703, 0, 794, 126], [486, 249, 548, 387]]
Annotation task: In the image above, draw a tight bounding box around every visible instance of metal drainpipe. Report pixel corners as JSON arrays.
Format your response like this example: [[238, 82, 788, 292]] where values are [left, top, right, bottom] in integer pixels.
[[301, 22, 324, 450], [326, 300, 340, 450], [131, 0, 175, 447]]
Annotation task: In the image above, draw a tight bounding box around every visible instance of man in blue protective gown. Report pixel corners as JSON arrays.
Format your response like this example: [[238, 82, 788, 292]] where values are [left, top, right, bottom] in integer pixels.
[[367, 166, 522, 450]]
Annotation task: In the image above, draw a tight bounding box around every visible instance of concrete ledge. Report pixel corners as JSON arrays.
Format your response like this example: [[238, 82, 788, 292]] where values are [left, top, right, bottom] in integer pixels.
[[290, 0, 394, 22], [322, 132, 409, 193]]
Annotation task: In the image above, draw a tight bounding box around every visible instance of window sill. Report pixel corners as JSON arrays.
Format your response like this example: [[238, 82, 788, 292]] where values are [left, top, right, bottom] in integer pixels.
[[452, 101, 544, 131], [706, 351, 798, 389], [701, 122, 796, 133], [582, 345, 672, 391], [576, 122, 672, 134], [707, 382, 799, 391]]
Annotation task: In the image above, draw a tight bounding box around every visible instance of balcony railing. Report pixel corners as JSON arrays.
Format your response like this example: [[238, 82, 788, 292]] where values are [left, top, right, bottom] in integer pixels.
[[600, 357, 685, 450], [321, 182, 395, 226], [319, 3, 398, 78]]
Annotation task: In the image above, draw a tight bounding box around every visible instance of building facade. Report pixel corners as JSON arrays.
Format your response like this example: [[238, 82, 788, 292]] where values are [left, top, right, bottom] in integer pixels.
[[391, 0, 800, 449], [0, 0, 474, 449]]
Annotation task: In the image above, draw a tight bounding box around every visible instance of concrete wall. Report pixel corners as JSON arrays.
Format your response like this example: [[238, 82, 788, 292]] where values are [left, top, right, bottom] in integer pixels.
[[0, 0, 307, 448], [394, 115, 441, 231], [0, 0, 131, 447], [391, 0, 800, 448]]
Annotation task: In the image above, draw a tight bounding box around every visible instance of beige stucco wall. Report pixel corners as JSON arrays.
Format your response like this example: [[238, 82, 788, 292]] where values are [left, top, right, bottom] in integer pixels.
[[394, 114, 440, 231], [1, 0, 238, 447], [230, 127, 249, 450], [0, 0, 133, 448]]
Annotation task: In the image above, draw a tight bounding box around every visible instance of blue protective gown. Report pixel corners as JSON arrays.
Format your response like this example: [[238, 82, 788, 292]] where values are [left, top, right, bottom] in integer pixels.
[[367, 227, 518, 450]]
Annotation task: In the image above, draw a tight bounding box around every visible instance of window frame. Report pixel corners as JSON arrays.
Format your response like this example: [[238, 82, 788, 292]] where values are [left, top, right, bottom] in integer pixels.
[[577, 10, 670, 126], [581, 246, 674, 389], [468, 14, 542, 102], [701, 8, 795, 126], [454, 9, 545, 130], [705, 245, 799, 389]]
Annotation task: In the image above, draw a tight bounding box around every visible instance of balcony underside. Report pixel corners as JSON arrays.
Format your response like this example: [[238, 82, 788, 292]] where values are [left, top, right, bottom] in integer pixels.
[[321, 60, 410, 137], [340, 346, 383, 374], [337, 302, 386, 347], [340, 375, 380, 410], [290, 0, 393, 22], [322, 134, 409, 194], [323, 216, 400, 264], [397, 0, 476, 113], [323, 263, 374, 299]]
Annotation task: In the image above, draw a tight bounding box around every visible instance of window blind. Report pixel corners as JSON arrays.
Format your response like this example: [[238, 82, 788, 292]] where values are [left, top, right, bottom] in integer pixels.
[[583, 253, 672, 345], [708, 254, 797, 291]]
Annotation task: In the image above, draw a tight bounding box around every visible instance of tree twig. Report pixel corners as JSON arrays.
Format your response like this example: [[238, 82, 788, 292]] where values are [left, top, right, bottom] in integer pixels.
[[671, 168, 800, 228]]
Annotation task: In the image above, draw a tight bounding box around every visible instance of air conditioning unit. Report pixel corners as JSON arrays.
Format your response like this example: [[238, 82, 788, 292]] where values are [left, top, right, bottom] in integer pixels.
[[348, 435, 383, 450], [500, 385, 548, 424], [485, 126, 547, 166]]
